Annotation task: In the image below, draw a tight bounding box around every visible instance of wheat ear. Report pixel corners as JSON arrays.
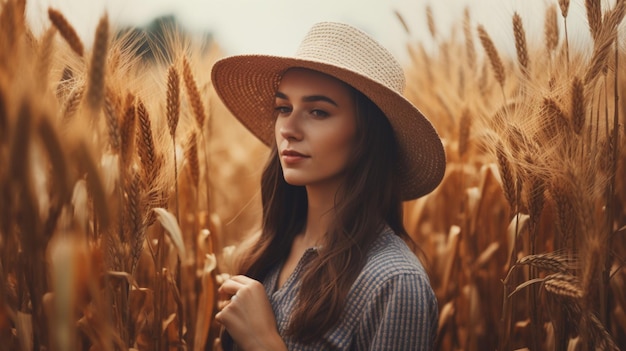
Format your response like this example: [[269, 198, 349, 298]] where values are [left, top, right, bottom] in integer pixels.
[[426, 5, 436, 39], [584, 1, 626, 85], [0, 0, 18, 58], [477, 25, 506, 94], [136, 98, 158, 187], [544, 273, 583, 299], [47, 8, 83, 57], [545, 4, 559, 55], [463, 8, 476, 70], [394, 10, 410, 34], [186, 132, 200, 189], [571, 77, 585, 135], [560, 0, 571, 72], [62, 85, 84, 123], [585, 0, 602, 42], [549, 179, 578, 247], [512, 12, 529, 76], [541, 97, 571, 142], [120, 93, 136, 168], [166, 65, 180, 140], [104, 87, 121, 153], [182, 57, 206, 129], [127, 170, 144, 274], [517, 253, 571, 274], [559, 0, 570, 17], [495, 141, 516, 208], [86, 13, 109, 112]]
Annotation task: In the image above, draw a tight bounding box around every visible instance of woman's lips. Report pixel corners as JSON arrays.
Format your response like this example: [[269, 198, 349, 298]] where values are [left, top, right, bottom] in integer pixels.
[[281, 150, 309, 164]]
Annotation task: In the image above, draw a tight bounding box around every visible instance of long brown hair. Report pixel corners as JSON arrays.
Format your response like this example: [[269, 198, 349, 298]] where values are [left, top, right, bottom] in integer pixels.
[[235, 83, 411, 343]]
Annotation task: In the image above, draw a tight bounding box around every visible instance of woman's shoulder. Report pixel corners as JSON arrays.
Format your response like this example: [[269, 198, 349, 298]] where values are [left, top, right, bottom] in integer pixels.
[[350, 227, 433, 294], [365, 228, 427, 275]]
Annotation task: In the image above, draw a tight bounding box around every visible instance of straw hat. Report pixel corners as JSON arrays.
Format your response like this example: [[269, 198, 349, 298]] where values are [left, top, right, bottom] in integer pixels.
[[211, 21, 445, 200]]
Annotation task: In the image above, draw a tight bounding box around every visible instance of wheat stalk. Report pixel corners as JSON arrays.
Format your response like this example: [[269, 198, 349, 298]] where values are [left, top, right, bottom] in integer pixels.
[[560, 0, 571, 72], [182, 57, 206, 129], [426, 5, 436, 40], [477, 25, 506, 95], [545, 4, 559, 55], [463, 8, 476, 71], [512, 12, 529, 76], [165, 64, 182, 332], [394, 10, 410, 34], [495, 141, 516, 208], [86, 13, 109, 112], [47, 8, 83, 57], [523, 155, 546, 226], [571, 77, 586, 135], [586, 0, 602, 42]]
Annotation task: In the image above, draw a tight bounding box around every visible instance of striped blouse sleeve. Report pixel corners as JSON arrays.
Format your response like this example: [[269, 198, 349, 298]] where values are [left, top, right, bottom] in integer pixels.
[[355, 272, 438, 350]]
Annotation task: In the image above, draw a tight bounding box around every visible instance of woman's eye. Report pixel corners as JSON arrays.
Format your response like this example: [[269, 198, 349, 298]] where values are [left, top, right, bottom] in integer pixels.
[[275, 106, 291, 115], [311, 109, 329, 118]]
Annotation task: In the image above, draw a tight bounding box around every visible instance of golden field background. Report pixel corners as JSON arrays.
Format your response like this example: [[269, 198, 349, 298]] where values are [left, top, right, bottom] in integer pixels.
[[0, 0, 625, 350]]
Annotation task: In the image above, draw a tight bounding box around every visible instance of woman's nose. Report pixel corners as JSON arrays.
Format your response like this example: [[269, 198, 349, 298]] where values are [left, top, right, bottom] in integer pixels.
[[278, 112, 303, 141]]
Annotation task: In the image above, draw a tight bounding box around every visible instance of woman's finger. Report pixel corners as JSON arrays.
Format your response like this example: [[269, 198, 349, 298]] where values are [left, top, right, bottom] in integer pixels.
[[229, 275, 256, 284], [218, 277, 245, 295]]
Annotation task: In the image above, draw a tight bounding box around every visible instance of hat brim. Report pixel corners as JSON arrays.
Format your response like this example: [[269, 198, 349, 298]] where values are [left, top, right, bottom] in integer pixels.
[[211, 55, 446, 200]]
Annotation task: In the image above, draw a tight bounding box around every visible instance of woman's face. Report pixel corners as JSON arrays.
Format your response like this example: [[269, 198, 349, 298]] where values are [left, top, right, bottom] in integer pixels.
[[274, 68, 357, 193]]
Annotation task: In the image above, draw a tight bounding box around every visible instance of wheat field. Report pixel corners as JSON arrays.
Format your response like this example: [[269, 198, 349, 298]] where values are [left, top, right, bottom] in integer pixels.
[[0, 0, 624, 350]]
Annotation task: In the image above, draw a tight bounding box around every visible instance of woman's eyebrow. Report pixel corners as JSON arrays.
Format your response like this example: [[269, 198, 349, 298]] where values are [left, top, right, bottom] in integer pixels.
[[275, 91, 338, 107]]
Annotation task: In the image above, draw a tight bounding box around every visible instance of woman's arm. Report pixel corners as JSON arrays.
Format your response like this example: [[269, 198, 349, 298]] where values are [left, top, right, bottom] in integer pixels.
[[216, 275, 288, 351]]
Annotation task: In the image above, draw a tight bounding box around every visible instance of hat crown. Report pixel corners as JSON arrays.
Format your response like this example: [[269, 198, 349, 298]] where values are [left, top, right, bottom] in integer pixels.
[[295, 22, 406, 94]]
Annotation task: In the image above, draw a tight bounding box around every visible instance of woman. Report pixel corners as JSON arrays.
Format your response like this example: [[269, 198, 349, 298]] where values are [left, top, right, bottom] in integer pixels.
[[211, 22, 445, 350]]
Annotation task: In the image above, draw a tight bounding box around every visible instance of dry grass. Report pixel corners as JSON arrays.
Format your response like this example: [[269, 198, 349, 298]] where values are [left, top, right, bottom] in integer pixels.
[[0, 0, 624, 350], [403, 2, 626, 350]]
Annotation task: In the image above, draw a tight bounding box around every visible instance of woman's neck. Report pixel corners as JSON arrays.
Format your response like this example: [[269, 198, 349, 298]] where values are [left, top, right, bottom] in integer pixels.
[[301, 186, 337, 248]]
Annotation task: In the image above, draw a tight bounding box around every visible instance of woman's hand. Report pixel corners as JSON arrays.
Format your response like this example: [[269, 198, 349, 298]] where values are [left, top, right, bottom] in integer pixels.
[[216, 275, 287, 351]]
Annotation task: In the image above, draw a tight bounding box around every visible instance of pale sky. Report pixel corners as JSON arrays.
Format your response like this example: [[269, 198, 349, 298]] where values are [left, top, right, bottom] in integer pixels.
[[25, 0, 597, 63]]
